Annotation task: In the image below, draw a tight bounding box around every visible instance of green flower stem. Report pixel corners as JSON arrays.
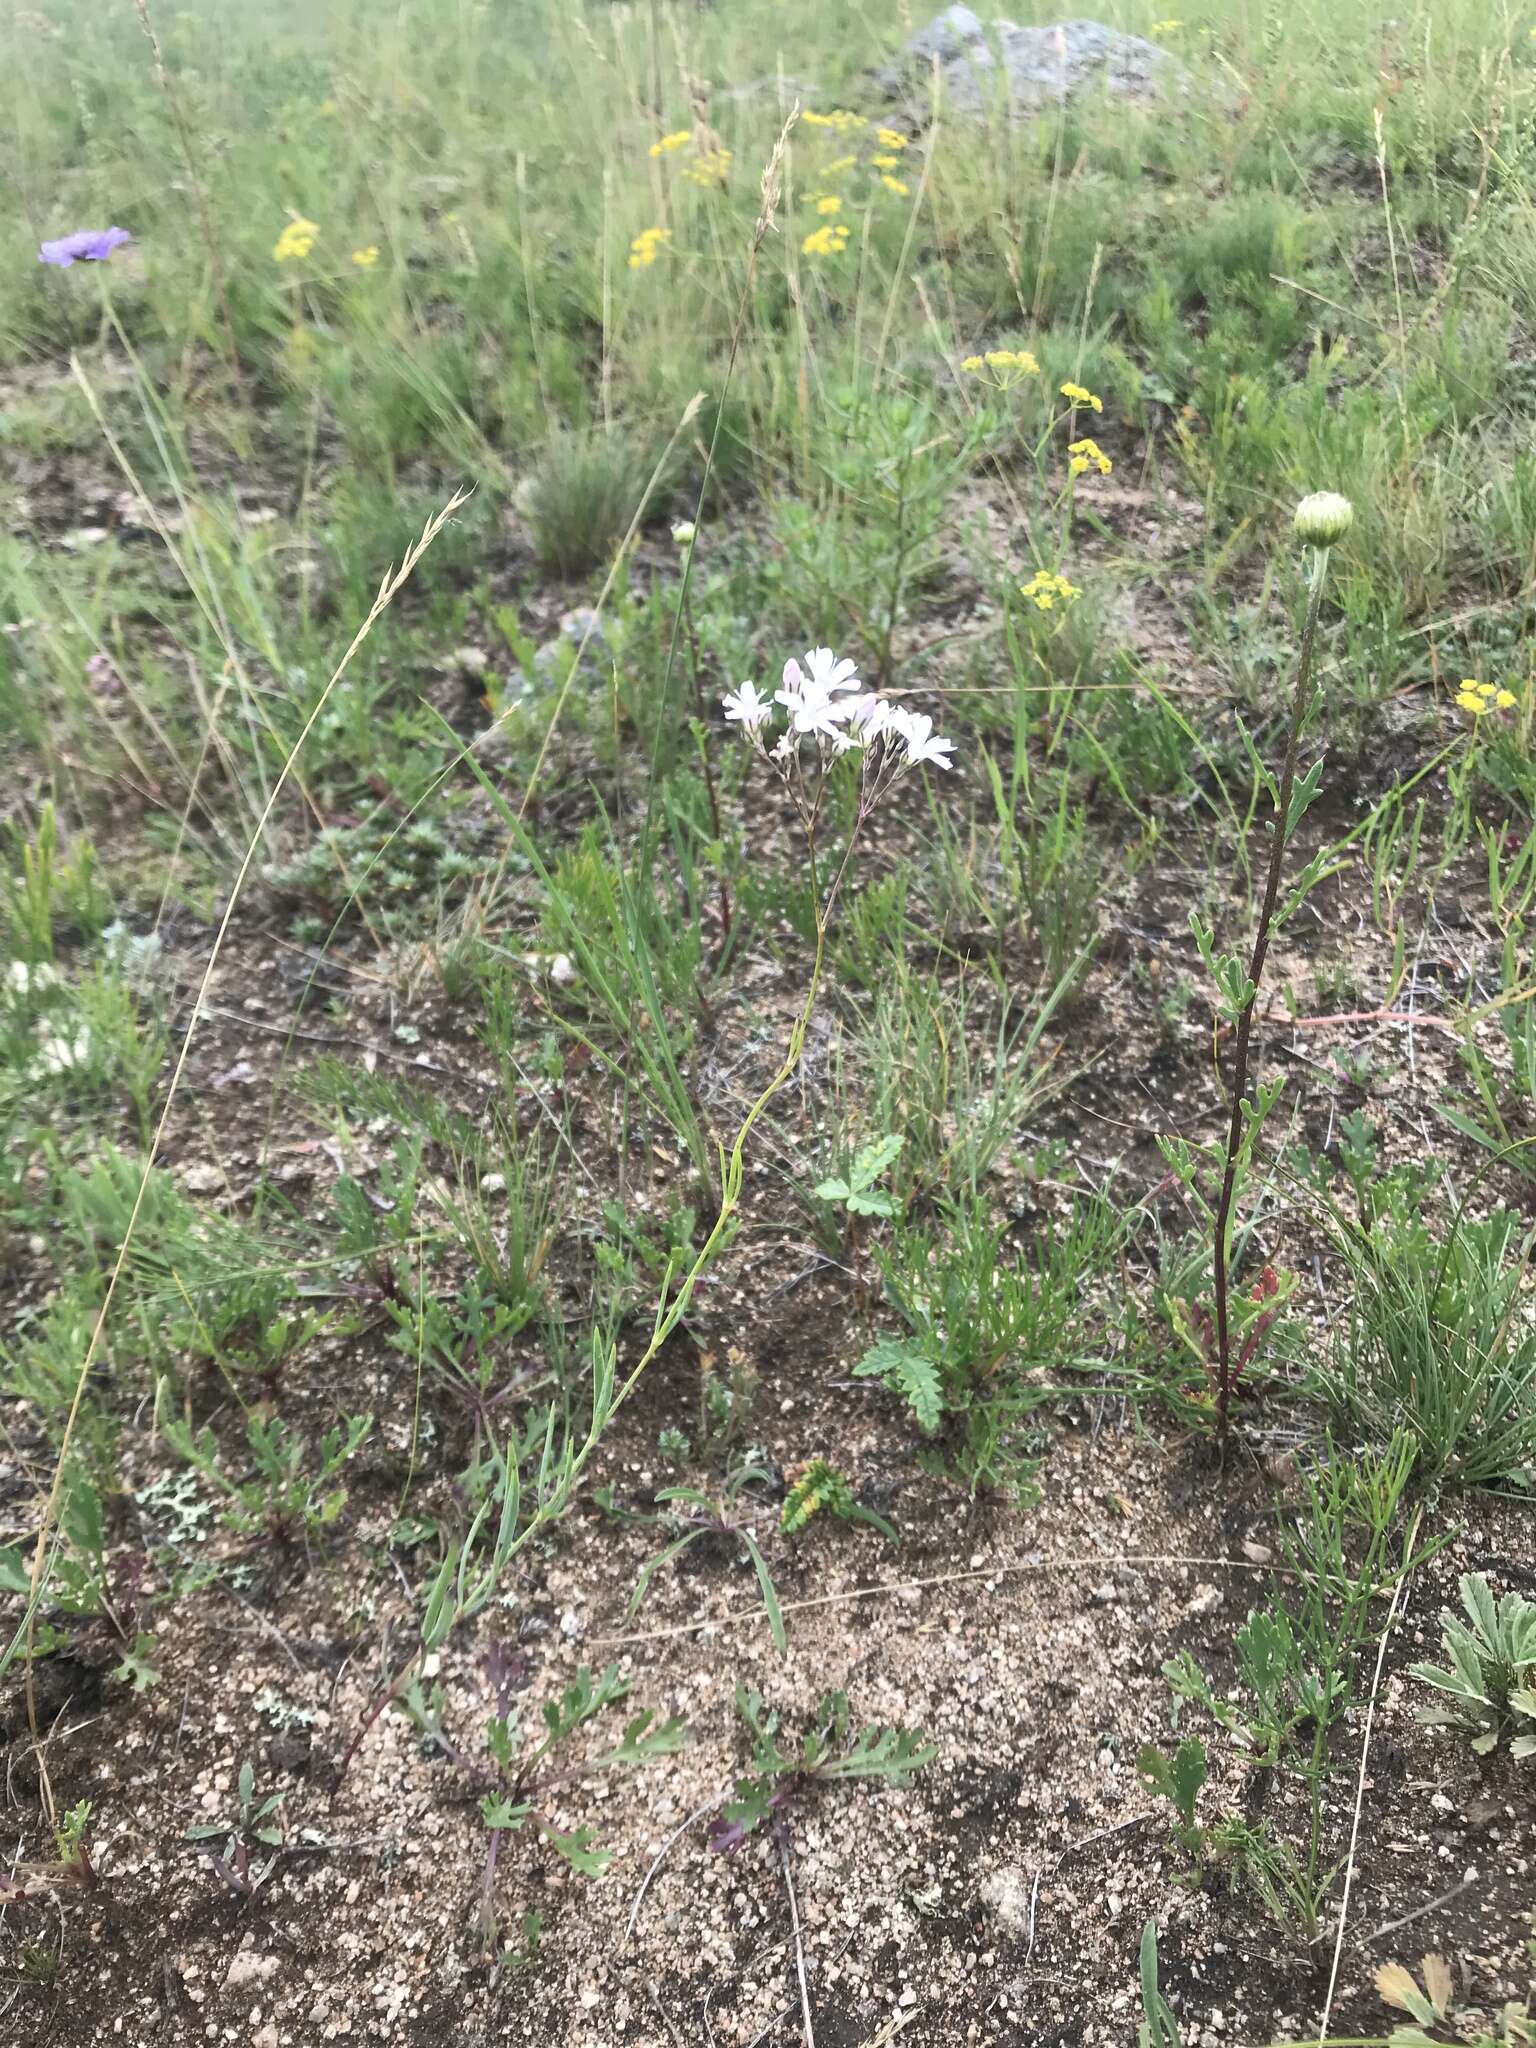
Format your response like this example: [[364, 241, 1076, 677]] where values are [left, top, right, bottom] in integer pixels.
[[335, 819, 858, 1792], [1211, 546, 1332, 1429]]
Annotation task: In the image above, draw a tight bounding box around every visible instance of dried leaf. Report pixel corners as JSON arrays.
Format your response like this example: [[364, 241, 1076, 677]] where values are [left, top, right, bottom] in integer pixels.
[[1376, 1962, 1427, 2018], [1420, 1955, 1452, 2015]]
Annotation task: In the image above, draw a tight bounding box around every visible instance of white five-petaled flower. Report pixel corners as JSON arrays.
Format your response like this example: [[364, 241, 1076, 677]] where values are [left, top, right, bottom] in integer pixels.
[[844, 693, 894, 739], [776, 646, 864, 735], [894, 709, 955, 770], [800, 646, 861, 696], [722, 679, 774, 730]]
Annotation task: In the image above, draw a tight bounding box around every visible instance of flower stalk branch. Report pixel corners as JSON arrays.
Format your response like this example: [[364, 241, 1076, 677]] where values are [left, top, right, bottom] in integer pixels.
[[1208, 493, 1351, 1428]]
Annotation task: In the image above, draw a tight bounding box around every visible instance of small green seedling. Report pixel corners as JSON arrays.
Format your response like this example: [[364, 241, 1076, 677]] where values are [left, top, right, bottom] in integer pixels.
[[709, 1685, 934, 1853], [186, 1761, 284, 1897], [1409, 1573, 1536, 1759], [1137, 1737, 1208, 1876], [814, 1133, 904, 1218]]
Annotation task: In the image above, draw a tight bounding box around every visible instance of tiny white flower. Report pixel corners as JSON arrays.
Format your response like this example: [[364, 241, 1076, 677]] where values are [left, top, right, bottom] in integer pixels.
[[800, 645, 861, 697], [769, 731, 797, 764], [721, 680, 774, 729], [801, 697, 853, 739], [897, 710, 955, 770], [6, 959, 56, 997], [777, 647, 863, 729], [35, 1031, 90, 1074], [845, 694, 894, 738]]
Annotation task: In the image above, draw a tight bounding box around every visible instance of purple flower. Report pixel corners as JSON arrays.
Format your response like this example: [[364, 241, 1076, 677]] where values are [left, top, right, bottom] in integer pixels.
[[39, 227, 131, 269]]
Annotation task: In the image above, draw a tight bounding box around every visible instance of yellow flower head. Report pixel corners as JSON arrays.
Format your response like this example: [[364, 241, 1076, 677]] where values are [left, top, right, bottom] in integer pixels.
[[1021, 569, 1083, 612], [648, 128, 693, 157], [815, 194, 843, 215], [802, 221, 851, 257], [1068, 436, 1112, 477], [628, 226, 671, 269], [683, 147, 733, 187], [871, 154, 899, 169], [351, 245, 379, 268], [273, 217, 320, 263], [803, 109, 867, 131], [880, 173, 910, 197], [964, 347, 1041, 389], [877, 128, 909, 150], [1455, 678, 1518, 715], [824, 154, 857, 177], [1150, 19, 1183, 34], [1060, 381, 1104, 413]]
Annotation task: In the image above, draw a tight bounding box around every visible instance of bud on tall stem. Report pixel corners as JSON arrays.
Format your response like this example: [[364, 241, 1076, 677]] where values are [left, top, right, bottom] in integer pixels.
[[1209, 496, 1351, 1430]]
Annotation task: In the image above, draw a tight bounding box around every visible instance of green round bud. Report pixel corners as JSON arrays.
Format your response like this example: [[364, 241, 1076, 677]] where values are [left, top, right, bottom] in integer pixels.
[[1292, 492, 1354, 546]]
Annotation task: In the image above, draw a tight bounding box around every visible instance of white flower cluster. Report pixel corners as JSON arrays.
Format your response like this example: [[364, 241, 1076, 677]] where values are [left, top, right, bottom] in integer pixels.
[[722, 647, 954, 808], [6, 955, 92, 1079], [6, 958, 58, 998]]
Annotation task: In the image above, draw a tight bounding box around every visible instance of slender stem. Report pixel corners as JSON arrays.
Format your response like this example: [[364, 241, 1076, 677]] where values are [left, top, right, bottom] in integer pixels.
[[336, 813, 853, 1793], [682, 582, 733, 956], [1211, 549, 1330, 1428], [777, 1823, 818, 2048]]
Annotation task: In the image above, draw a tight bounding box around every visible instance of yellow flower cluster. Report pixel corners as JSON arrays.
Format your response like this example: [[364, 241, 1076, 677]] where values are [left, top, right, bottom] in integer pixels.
[[1060, 381, 1104, 412], [1455, 678, 1518, 714], [877, 128, 908, 149], [682, 147, 732, 187], [1068, 437, 1113, 477], [961, 348, 1041, 389], [273, 217, 319, 263], [351, 245, 379, 268], [803, 108, 867, 131], [1150, 19, 1182, 33], [880, 173, 910, 196], [803, 221, 851, 257], [815, 194, 843, 216], [629, 226, 671, 269], [1021, 569, 1082, 612], [649, 128, 693, 156], [823, 153, 857, 176]]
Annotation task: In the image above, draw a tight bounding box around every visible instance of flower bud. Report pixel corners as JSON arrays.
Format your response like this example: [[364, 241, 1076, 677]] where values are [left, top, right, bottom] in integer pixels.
[[671, 520, 696, 547], [1292, 492, 1353, 546]]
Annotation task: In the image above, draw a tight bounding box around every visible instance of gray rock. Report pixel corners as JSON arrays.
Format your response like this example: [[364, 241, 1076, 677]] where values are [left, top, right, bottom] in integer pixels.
[[533, 605, 610, 681], [871, 8, 1182, 125], [978, 1863, 1033, 1939]]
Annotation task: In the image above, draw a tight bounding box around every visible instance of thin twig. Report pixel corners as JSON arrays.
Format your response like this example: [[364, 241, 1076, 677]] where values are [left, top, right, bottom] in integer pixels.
[[590, 1550, 1284, 1648], [1273, 1005, 1457, 1037], [1366, 1874, 1478, 1945], [646, 1982, 687, 2048], [777, 1825, 816, 2048], [625, 1791, 730, 1944], [1313, 1510, 1420, 2047], [1027, 1814, 1148, 1961]]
